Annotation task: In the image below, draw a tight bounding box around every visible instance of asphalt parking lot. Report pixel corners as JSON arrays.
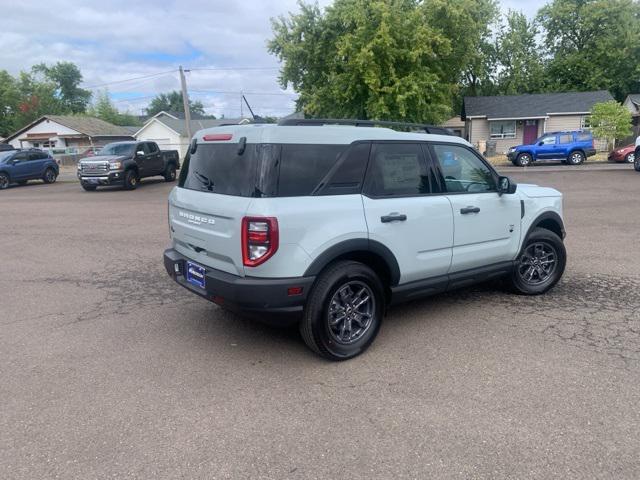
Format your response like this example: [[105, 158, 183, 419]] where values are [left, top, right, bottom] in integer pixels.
[[2, 163, 640, 479]]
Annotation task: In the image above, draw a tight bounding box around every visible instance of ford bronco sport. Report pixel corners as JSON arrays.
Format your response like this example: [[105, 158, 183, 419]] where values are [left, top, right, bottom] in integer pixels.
[[164, 119, 566, 360]]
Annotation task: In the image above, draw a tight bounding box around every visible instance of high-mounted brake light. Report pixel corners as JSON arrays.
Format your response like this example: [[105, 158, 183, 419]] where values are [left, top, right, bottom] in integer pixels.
[[203, 133, 233, 141], [242, 217, 278, 267]]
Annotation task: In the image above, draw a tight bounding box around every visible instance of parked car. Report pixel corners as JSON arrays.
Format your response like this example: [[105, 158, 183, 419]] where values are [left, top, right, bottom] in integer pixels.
[[507, 130, 596, 166], [608, 144, 635, 163], [0, 144, 15, 152], [164, 120, 567, 360], [77, 141, 180, 191], [0, 149, 59, 190]]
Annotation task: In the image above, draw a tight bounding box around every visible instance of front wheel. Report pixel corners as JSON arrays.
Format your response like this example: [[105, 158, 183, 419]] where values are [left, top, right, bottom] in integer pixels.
[[567, 151, 585, 165], [507, 228, 566, 295], [42, 167, 57, 184], [635, 154, 640, 172], [164, 164, 177, 182], [123, 169, 139, 190], [300, 261, 384, 361], [624, 152, 635, 164], [515, 153, 533, 167]]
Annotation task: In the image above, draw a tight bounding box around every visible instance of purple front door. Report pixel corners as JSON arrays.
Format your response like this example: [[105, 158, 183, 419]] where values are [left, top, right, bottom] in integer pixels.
[[523, 120, 538, 144]]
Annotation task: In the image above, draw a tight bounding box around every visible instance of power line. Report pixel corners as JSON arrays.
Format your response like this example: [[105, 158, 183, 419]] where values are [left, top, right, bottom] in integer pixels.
[[189, 89, 297, 97], [189, 67, 280, 72], [84, 69, 178, 89]]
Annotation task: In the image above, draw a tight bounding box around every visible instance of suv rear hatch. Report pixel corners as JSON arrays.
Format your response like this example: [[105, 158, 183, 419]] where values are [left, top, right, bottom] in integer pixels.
[[169, 140, 279, 276]]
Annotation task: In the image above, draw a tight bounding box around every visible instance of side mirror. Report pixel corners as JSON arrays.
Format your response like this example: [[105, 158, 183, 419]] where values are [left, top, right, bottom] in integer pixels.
[[136, 150, 145, 157], [498, 176, 517, 195]]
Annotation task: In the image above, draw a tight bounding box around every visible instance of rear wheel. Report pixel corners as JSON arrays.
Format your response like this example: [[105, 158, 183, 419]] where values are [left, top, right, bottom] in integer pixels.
[[123, 169, 138, 190], [507, 228, 566, 295], [164, 164, 177, 182], [300, 261, 384, 361], [42, 167, 57, 184], [567, 150, 585, 165], [82, 184, 97, 191], [515, 153, 532, 167], [0, 173, 9, 190]]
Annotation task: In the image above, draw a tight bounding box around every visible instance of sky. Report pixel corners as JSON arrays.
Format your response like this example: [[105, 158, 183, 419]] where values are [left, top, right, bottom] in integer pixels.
[[0, 0, 546, 119]]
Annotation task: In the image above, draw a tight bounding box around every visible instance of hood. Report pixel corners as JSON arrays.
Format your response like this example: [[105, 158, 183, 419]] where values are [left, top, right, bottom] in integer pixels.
[[517, 183, 562, 198], [79, 155, 128, 163]]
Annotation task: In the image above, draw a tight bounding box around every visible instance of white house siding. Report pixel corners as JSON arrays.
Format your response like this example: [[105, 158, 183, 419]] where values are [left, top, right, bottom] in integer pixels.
[[8, 119, 80, 149], [135, 120, 187, 158]]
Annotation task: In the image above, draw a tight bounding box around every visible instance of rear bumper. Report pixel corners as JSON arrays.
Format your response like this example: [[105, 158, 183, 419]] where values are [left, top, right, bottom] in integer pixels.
[[585, 148, 597, 157], [78, 171, 124, 186], [163, 248, 315, 325]]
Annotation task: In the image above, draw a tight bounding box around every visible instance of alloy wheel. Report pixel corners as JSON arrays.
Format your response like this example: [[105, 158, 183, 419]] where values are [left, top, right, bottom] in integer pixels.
[[627, 153, 635, 163], [327, 281, 375, 345], [569, 152, 583, 165], [0, 174, 8, 189], [517, 241, 558, 285]]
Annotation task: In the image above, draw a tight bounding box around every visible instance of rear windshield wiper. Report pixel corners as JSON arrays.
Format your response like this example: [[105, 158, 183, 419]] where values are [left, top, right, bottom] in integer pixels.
[[193, 171, 214, 191]]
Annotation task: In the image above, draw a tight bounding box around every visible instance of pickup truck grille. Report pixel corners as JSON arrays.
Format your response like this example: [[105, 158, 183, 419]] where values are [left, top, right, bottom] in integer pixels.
[[80, 163, 108, 174]]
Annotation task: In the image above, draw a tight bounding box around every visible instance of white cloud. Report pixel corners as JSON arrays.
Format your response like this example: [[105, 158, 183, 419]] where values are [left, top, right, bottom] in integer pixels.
[[0, 0, 547, 118]]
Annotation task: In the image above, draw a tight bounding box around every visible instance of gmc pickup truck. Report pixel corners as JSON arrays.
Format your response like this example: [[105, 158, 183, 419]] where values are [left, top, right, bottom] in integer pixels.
[[77, 141, 180, 191]]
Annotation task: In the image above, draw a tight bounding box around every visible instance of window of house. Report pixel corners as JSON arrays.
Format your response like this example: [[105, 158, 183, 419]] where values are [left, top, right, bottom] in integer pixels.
[[581, 116, 591, 130], [489, 120, 516, 139]]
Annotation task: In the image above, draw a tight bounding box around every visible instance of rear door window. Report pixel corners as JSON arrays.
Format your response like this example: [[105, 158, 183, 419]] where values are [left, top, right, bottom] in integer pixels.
[[364, 143, 433, 197], [559, 134, 573, 144], [277, 144, 347, 196]]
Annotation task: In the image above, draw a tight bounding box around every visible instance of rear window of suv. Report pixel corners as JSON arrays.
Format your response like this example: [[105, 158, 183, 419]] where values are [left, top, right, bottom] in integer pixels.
[[179, 143, 347, 197]]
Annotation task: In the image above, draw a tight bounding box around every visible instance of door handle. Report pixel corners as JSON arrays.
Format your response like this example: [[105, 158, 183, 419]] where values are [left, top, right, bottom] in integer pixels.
[[381, 214, 407, 223], [460, 206, 480, 214]]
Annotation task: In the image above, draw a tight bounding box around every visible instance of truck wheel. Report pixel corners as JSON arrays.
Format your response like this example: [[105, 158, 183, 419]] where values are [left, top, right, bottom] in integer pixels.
[[515, 153, 532, 167], [123, 169, 138, 190], [0, 173, 9, 190], [567, 151, 585, 165], [300, 261, 384, 361], [507, 227, 566, 295], [82, 184, 97, 191], [42, 167, 57, 184], [164, 164, 177, 182]]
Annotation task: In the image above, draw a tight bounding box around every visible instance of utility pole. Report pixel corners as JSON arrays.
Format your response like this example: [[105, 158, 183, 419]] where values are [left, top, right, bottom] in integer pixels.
[[179, 66, 192, 140]]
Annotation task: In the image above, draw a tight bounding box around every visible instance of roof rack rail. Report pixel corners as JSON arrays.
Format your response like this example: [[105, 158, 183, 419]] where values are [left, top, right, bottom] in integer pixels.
[[277, 118, 453, 135]]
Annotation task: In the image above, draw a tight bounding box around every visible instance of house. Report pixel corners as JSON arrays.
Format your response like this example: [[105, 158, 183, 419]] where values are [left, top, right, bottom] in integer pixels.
[[462, 90, 614, 154], [440, 116, 465, 138], [5, 115, 135, 152], [134, 111, 251, 158], [622, 94, 640, 142]]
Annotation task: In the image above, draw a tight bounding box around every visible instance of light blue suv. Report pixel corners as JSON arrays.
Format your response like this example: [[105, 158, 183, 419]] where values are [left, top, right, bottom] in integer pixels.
[[507, 131, 596, 166], [0, 149, 59, 189]]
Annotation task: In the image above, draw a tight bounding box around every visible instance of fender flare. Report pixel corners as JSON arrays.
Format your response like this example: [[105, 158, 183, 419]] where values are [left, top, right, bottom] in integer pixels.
[[525, 211, 566, 240], [303, 238, 401, 286]]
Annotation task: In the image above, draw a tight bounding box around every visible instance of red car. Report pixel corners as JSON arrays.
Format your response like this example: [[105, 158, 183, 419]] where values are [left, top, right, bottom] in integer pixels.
[[608, 144, 635, 163]]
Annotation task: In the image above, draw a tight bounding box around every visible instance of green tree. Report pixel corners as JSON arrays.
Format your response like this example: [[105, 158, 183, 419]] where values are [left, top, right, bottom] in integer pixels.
[[538, 0, 640, 100], [88, 90, 140, 126], [0, 70, 20, 137], [589, 100, 632, 150], [269, 0, 496, 123], [32, 62, 91, 113], [495, 11, 546, 95], [145, 91, 207, 117]]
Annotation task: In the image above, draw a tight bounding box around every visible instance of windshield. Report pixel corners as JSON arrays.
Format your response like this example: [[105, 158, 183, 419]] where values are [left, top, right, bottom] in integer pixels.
[[97, 143, 135, 156], [0, 151, 15, 163]]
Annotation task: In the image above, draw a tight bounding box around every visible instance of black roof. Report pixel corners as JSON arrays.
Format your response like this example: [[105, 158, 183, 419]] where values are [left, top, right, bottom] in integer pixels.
[[462, 90, 613, 120]]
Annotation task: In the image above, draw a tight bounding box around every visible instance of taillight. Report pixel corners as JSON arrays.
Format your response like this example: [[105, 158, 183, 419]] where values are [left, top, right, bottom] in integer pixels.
[[242, 217, 278, 267]]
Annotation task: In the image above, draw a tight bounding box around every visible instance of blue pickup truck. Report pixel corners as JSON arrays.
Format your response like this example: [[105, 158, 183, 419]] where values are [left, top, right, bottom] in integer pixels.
[[507, 131, 596, 167], [0, 149, 59, 189]]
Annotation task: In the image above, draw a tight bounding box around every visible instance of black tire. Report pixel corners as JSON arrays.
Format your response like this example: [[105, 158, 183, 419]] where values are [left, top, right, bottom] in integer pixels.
[[515, 153, 533, 167], [507, 227, 566, 295], [82, 184, 97, 191], [300, 261, 384, 361], [634, 154, 640, 172], [42, 167, 57, 184], [17, 180, 28, 185], [123, 169, 138, 190], [624, 152, 635, 164], [164, 164, 177, 182], [0, 173, 9, 190], [567, 150, 585, 165]]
